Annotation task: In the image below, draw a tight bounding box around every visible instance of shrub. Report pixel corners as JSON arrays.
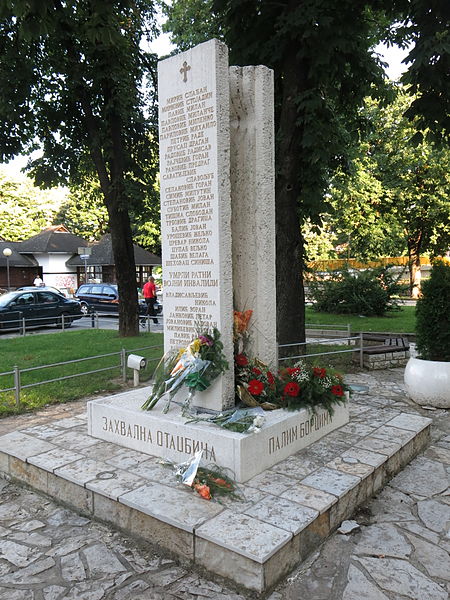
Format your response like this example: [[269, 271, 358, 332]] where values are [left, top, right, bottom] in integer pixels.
[[308, 265, 406, 316], [415, 260, 450, 362]]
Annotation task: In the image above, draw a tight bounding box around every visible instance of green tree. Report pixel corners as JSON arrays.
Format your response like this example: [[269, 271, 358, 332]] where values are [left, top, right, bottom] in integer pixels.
[[164, 0, 393, 345], [0, 0, 159, 336], [331, 92, 450, 297], [398, 0, 450, 143], [0, 167, 65, 240], [160, 0, 223, 52], [56, 171, 161, 254], [55, 182, 109, 242]]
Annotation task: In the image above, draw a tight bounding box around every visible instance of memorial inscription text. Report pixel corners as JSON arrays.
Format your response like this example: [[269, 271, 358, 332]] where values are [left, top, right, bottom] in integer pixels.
[[160, 83, 220, 348]]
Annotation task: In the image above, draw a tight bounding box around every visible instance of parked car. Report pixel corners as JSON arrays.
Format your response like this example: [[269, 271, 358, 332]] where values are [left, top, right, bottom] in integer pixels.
[[74, 283, 162, 315], [17, 285, 66, 297], [0, 289, 82, 329]]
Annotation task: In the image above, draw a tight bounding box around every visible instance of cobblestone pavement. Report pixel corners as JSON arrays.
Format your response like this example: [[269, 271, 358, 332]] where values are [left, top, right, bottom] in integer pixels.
[[0, 369, 449, 599]]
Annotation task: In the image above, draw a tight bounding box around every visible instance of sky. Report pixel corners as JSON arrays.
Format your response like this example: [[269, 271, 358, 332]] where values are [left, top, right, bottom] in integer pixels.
[[4, 38, 410, 177]]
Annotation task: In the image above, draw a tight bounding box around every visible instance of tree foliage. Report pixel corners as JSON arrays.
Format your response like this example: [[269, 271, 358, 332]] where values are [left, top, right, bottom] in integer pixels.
[[330, 90, 450, 296], [0, 0, 160, 336], [160, 0, 223, 52], [0, 167, 65, 240], [398, 0, 450, 143]]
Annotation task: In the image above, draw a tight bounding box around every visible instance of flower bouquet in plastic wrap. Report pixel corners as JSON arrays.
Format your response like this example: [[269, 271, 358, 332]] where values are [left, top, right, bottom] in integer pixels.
[[173, 450, 240, 502], [142, 327, 228, 413]]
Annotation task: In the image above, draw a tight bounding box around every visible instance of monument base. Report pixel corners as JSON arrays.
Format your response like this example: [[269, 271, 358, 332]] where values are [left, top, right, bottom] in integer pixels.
[[87, 387, 349, 483]]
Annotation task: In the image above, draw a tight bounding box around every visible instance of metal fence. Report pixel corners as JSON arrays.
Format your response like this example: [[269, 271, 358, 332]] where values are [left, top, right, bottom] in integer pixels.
[[0, 344, 164, 407], [279, 333, 365, 368], [1, 314, 370, 407], [0, 311, 164, 335]]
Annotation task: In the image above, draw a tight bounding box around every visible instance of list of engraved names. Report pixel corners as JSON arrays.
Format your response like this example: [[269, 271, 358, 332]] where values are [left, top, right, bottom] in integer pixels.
[[160, 83, 220, 349]]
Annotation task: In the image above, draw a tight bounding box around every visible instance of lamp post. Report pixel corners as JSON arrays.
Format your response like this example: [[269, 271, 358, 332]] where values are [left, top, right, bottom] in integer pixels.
[[77, 247, 92, 284], [2, 247, 12, 291]]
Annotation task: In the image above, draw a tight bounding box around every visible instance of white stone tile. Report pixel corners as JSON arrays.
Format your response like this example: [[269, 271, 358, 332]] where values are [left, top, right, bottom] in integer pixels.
[[370, 425, 415, 445], [128, 458, 181, 487], [386, 413, 432, 432], [50, 417, 86, 429], [19, 424, 66, 440], [119, 483, 224, 532], [404, 531, 450, 580], [244, 495, 318, 535], [355, 436, 401, 458], [51, 430, 100, 450], [28, 448, 85, 473], [246, 470, 296, 495], [339, 423, 376, 437], [340, 447, 388, 468], [343, 564, 391, 600], [86, 470, 145, 500], [417, 499, 450, 534], [356, 523, 412, 559], [195, 509, 292, 562], [326, 456, 374, 479], [390, 457, 448, 497], [300, 467, 360, 498], [355, 556, 448, 600], [0, 432, 56, 462], [281, 483, 337, 513], [54, 458, 114, 486], [78, 441, 125, 462], [105, 448, 152, 470]]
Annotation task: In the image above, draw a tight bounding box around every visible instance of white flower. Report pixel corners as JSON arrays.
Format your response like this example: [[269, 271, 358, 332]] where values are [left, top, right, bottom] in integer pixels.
[[253, 415, 265, 427]]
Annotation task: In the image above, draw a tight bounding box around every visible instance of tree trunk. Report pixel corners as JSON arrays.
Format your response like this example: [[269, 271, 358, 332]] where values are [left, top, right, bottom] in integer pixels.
[[275, 38, 307, 351], [103, 98, 139, 337], [105, 195, 139, 336], [407, 233, 423, 299]]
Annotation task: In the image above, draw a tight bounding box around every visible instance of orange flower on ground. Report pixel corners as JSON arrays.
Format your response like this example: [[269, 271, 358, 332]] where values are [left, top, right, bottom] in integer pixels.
[[193, 483, 211, 500], [210, 477, 232, 488]]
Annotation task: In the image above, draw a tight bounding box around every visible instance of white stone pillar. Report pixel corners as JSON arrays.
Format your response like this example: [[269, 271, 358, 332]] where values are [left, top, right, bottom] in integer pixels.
[[158, 39, 234, 411], [229, 66, 277, 368]]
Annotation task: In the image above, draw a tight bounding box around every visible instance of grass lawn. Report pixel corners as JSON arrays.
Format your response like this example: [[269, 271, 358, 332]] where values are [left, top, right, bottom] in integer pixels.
[[305, 305, 416, 334], [0, 330, 163, 417]]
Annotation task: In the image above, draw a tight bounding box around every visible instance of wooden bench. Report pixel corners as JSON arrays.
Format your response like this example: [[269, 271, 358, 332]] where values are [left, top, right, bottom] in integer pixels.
[[353, 334, 410, 369]]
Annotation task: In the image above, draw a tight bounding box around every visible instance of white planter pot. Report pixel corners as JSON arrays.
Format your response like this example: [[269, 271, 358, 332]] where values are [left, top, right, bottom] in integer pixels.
[[404, 357, 450, 409]]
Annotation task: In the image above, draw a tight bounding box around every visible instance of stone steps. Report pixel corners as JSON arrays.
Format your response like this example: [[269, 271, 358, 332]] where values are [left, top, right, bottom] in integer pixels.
[[0, 407, 431, 594]]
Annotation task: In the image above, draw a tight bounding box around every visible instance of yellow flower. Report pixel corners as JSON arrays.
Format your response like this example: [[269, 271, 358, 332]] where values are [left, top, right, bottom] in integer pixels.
[[190, 339, 201, 354]]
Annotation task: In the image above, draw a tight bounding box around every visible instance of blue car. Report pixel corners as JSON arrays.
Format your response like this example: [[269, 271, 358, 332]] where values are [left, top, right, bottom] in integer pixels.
[[74, 283, 162, 316], [0, 289, 82, 329]]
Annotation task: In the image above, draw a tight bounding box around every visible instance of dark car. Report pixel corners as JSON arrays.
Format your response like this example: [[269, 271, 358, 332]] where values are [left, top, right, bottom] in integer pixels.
[[16, 285, 66, 297], [74, 283, 162, 316], [0, 289, 82, 330]]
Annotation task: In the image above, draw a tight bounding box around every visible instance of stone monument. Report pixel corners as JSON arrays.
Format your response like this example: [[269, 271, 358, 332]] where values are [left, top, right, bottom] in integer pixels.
[[87, 39, 348, 482]]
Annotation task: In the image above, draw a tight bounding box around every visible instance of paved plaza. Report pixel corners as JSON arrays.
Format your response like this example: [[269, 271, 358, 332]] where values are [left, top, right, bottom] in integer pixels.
[[0, 368, 449, 599]]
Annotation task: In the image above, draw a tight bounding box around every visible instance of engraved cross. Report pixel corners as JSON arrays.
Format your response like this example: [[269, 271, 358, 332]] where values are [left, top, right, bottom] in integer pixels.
[[180, 61, 191, 83]]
